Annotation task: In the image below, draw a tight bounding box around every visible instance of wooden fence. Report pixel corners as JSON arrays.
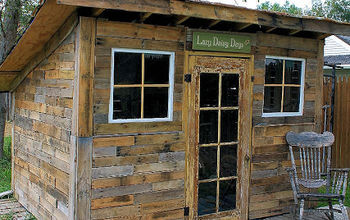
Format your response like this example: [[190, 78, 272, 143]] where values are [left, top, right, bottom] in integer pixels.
[[323, 75, 350, 168]]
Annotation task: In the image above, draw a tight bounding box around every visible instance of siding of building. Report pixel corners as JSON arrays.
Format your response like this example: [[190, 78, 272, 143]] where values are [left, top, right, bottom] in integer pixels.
[[12, 30, 76, 220]]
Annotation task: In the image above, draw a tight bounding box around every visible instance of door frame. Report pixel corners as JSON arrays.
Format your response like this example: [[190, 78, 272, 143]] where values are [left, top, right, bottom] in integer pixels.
[[183, 51, 254, 219]]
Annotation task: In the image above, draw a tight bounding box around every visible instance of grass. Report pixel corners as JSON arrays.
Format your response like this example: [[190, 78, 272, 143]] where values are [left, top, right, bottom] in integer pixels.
[[0, 137, 11, 193], [317, 183, 350, 207]]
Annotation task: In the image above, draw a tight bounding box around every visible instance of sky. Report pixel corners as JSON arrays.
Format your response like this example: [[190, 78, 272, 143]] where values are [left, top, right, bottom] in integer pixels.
[[205, 0, 314, 9]]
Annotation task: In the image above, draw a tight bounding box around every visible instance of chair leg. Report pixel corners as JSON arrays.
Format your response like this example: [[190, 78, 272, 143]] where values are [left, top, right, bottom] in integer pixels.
[[299, 199, 305, 220], [328, 199, 334, 220], [339, 200, 349, 220]]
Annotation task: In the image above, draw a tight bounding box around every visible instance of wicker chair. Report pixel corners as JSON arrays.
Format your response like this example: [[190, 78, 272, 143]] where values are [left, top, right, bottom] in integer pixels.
[[286, 131, 349, 220]]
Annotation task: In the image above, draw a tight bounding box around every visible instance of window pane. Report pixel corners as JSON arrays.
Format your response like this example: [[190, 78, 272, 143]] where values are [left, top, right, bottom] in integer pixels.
[[285, 60, 302, 85], [200, 73, 219, 107], [114, 52, 141, 84], [219, 179, 236, 212], [199, 146, 217, 180], [221, 110, 238, 143], [283, 87, 300, 112], [144, 87, 168, 118], [144, 54, 170, 84], [199, 111, 218, 144], [222, 74, 239, 107], [113, 88, 141, 119], [263, 86, 282, 113], [220, 145, 237, 177], [265, 58, 283, 84], [198, 182, 217, 216]]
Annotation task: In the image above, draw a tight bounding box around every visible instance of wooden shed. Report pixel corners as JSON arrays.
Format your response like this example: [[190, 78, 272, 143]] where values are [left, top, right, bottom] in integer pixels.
[[0, 0, 350, 219]]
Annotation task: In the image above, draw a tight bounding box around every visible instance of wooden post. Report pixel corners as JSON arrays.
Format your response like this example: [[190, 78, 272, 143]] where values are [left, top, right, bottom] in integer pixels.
[[69, 16, 95, 220]]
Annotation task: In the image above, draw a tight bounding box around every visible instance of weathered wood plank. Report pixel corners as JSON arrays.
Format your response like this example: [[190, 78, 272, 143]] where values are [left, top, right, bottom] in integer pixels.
[[77, 16, 95, 137]]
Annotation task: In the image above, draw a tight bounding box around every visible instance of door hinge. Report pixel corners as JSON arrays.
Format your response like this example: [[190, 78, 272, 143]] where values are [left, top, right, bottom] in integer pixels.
[[184, 74, 192, 83], [184, 207, 189, 216], [251, 76, 255, 82]]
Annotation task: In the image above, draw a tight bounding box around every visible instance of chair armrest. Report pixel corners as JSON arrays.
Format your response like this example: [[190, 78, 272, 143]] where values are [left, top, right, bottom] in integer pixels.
[[330, 168, 350, 172]]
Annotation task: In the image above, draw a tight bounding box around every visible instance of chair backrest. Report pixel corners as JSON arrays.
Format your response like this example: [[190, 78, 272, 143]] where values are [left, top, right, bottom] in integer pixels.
[[286, 131, 335, 189]]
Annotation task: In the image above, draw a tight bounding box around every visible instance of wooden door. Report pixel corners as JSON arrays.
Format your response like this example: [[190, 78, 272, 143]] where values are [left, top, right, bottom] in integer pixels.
[[185, 55, 252, 220]]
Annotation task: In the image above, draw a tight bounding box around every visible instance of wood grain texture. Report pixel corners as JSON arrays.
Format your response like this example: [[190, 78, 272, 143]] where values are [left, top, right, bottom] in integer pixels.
[[9, 11, 78, 92], [77, 17, 95, 137], [57, 0, 350, 35], [13, 28, 76, 220]]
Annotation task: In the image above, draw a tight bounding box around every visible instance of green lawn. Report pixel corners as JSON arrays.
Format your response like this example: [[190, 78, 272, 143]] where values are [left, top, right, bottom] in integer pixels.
[[318, 183, 350, 207], [0, 137, 11, 193]]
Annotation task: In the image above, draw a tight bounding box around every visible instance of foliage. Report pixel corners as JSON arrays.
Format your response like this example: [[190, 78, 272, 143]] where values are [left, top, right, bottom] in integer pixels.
[[257, 0, 350, 22], [257, 1, 304, 16], [0, 0, 40, 38], [308, 0, 350, 22], [0, 136, 11, 192]]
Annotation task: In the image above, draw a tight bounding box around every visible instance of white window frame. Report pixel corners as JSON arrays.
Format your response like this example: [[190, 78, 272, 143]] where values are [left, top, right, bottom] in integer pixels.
[[109, 48, 175, 123], [262, 56, 306, 118]]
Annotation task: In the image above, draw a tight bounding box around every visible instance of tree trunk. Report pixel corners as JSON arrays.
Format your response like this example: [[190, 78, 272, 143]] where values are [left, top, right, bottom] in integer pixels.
[[0, 0, 21, 158]]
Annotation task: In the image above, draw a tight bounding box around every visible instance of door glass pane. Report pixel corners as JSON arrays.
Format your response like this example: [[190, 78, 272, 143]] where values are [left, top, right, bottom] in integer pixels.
[[263, 86, 282, 113], [199, 147, 217, 180], [144, 54, 170, 84], [199, 111, 218, 144], [283, 87, 300, 112], [200, 73, 219, 107], [198, 182, 217, 216], [144, 87, 168, 118], [113, 88, 141, 119], [222, 74, 239, 107], [285, 60, 302, 85], [219, 179, 236, 212], [221, 110, 238, 143], [265, 58, 283, 84], [220, 145, 237, 177], [114, 52, 142, 84]]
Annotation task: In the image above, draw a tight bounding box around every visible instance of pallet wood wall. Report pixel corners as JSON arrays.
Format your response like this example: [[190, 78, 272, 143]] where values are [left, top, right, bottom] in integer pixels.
[[248, 35, 324, 219], [12, 29, 76, 220], [91, 20, 186, 219]]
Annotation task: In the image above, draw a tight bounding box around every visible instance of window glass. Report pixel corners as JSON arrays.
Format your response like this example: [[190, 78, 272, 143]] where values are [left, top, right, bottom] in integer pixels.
[[221, 110, 238, 142], [285, 60, 302, 84], [283, 87, 300, 112], [263, 86, 282, 113], [144, 54, 170, 84], [199, 111, 218, 144], [199, 146, 217, 180], [220, 145, 237, 177], [265, 58, 283, 84], [219, 179, 236, 212], [114, 52, 142, 84], [200, 73, 219, 107], [222, 74, 239, 107], [113, 88, 141, 119], [144, 87, 168, 118], [198, 182, 217, 216], [110, 50, 174, 122]]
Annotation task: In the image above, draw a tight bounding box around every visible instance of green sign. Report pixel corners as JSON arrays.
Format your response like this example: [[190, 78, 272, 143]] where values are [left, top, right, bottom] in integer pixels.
[[192, 32, 251, 53]]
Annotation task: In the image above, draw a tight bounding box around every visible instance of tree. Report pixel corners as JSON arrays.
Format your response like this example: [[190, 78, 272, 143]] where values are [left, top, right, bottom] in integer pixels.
[[257, 0, 350, 23], [0, 0, 39, 158], [308, 0, 350, 22], [257, 1, 304, 16]]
